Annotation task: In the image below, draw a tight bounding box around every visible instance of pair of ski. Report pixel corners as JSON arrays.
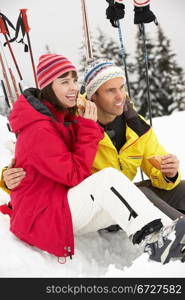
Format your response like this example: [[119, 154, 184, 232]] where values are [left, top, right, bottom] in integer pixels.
[[0, 9, 37, 109]]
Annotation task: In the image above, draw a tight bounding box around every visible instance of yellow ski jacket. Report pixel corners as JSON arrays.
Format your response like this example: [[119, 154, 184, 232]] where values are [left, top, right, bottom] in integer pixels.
[[92, 101, 181, 190], [0, 168, 9, 194]]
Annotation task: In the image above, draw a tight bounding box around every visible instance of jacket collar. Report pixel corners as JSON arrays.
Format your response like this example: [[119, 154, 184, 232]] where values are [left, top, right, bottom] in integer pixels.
[[99, 99, 151, 151], [23, 88, 58, 121]]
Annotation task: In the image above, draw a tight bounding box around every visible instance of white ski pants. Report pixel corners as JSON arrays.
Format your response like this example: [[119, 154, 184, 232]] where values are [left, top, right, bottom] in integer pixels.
[[68, 168, 172, 236]]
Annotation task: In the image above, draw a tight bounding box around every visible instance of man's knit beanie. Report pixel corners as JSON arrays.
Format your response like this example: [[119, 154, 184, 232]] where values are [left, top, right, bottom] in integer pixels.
[[84, 60, 125, 99]]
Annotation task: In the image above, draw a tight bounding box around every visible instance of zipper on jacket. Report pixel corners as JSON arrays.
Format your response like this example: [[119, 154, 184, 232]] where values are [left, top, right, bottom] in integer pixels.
[[64, 246, 73, 259], [118, 158, 123, 171]]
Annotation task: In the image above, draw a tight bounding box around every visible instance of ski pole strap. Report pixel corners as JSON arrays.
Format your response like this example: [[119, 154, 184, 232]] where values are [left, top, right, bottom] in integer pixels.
[[0, 13, 15, 36], [4, 12, 28, 52]]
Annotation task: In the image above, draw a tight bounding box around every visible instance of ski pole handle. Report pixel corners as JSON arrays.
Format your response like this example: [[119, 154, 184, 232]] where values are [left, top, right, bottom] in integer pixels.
[[0, 16, 8, 34], [20, 9, 30, 32]]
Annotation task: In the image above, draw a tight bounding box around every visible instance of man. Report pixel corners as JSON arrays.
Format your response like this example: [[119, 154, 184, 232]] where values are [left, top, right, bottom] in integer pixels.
[[83, 60, 185, 218], [1, 60, 185, 263]]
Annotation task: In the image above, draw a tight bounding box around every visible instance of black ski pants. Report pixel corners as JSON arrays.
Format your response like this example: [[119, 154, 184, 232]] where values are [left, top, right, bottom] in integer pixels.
[[136, 180, 185, 220]]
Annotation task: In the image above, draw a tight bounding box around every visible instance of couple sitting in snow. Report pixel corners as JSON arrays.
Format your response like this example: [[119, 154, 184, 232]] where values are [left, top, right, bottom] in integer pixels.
[[0, 53, 185, 265]]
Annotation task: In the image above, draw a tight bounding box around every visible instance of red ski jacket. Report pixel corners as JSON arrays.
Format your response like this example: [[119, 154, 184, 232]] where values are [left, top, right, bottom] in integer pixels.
[[8, 88, 104, 258]]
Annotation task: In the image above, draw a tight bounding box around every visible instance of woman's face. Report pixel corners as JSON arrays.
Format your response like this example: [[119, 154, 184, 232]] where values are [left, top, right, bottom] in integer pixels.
[[52, 71, 79, 108]]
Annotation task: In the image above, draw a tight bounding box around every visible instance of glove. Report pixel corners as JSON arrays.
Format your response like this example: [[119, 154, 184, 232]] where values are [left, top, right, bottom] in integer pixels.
[[134, 5, 158, 24], [106, 0, 125, 28]]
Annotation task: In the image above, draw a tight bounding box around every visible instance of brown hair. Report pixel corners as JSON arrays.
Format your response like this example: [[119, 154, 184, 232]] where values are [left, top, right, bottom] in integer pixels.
[[38, 71, 77, 114]]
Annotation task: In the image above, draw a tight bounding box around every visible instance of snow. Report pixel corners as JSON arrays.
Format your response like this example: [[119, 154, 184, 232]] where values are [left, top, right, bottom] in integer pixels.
[[0, 112, 185, 278]]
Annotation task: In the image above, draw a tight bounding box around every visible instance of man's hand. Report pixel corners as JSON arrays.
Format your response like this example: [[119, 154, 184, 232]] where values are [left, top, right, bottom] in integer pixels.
[[3, 158, 26, 189], [160, 154, 179, 178]]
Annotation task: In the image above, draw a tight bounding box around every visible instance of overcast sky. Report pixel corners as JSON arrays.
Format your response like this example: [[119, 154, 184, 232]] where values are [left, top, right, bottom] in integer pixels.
[[0, 0, 185, 86]]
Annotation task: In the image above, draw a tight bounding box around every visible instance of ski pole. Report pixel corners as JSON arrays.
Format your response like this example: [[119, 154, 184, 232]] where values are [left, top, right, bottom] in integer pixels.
[[0, 14, 23, 81], [105, 1, 145, 180], [80, 0, 94, 94], [117, 19, 131, 97], [9, 67, 20, 99], [137, 22, 154, 180], [0, 41, 20, 99], [1, 79, 11, 108], [139, 23, 152, 126], [133, 0, 158, 126], [105, 1, 131, 97], [0, 52, 14, 105], [81, 0, 93, 61], [18, 82, 23, 94], [19, 9, 38, 88], [134, 1, 158, 180], [1, 79, 16, 135]]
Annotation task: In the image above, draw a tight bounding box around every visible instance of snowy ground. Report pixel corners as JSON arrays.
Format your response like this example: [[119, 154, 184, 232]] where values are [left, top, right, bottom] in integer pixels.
[[0, 112, 185, 278]]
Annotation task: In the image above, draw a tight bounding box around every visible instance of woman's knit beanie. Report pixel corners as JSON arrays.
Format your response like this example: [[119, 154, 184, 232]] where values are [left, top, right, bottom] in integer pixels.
[[37, 53, 77, 89]]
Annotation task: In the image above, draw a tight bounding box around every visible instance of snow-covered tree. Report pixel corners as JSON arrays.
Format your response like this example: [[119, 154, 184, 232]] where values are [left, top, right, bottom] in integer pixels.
[[79, 26, 185, 119], [153, 25, 185, 116], [132, 25, 185, 119], [131, 30, 157, 119]]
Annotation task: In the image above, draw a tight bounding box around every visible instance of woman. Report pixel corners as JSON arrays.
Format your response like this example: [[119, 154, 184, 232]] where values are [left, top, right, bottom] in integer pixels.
[[7, 53, 185, 264]]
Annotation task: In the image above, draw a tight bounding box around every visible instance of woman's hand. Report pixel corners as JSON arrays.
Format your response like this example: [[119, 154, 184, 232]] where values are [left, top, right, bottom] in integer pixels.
[[3, 158, 26, 189], [81, 100, 97, 122]]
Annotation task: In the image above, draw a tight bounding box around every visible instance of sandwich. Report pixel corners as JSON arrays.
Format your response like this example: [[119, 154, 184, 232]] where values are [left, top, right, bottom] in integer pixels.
[[147, 155, 162, 170], [76, 94, 86, 115]]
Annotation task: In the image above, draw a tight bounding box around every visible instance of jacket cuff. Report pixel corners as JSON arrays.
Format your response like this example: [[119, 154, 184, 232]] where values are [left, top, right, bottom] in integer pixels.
[[163, 172, 179, 183], [0, 167, 10, 194]]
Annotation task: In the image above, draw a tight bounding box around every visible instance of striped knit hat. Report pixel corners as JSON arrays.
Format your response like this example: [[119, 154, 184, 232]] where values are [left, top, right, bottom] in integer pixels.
[[37, 54, 77, 89], [84, 60, 125, 100]]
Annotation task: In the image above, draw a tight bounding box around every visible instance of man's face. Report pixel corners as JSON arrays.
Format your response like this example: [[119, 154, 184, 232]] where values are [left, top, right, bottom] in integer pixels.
[[92, 77, 127, 120]]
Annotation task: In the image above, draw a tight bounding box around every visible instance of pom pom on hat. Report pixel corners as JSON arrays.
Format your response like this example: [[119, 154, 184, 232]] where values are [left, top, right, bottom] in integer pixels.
[[36, 53, 77, 89], [84, 59, 125, 99]]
